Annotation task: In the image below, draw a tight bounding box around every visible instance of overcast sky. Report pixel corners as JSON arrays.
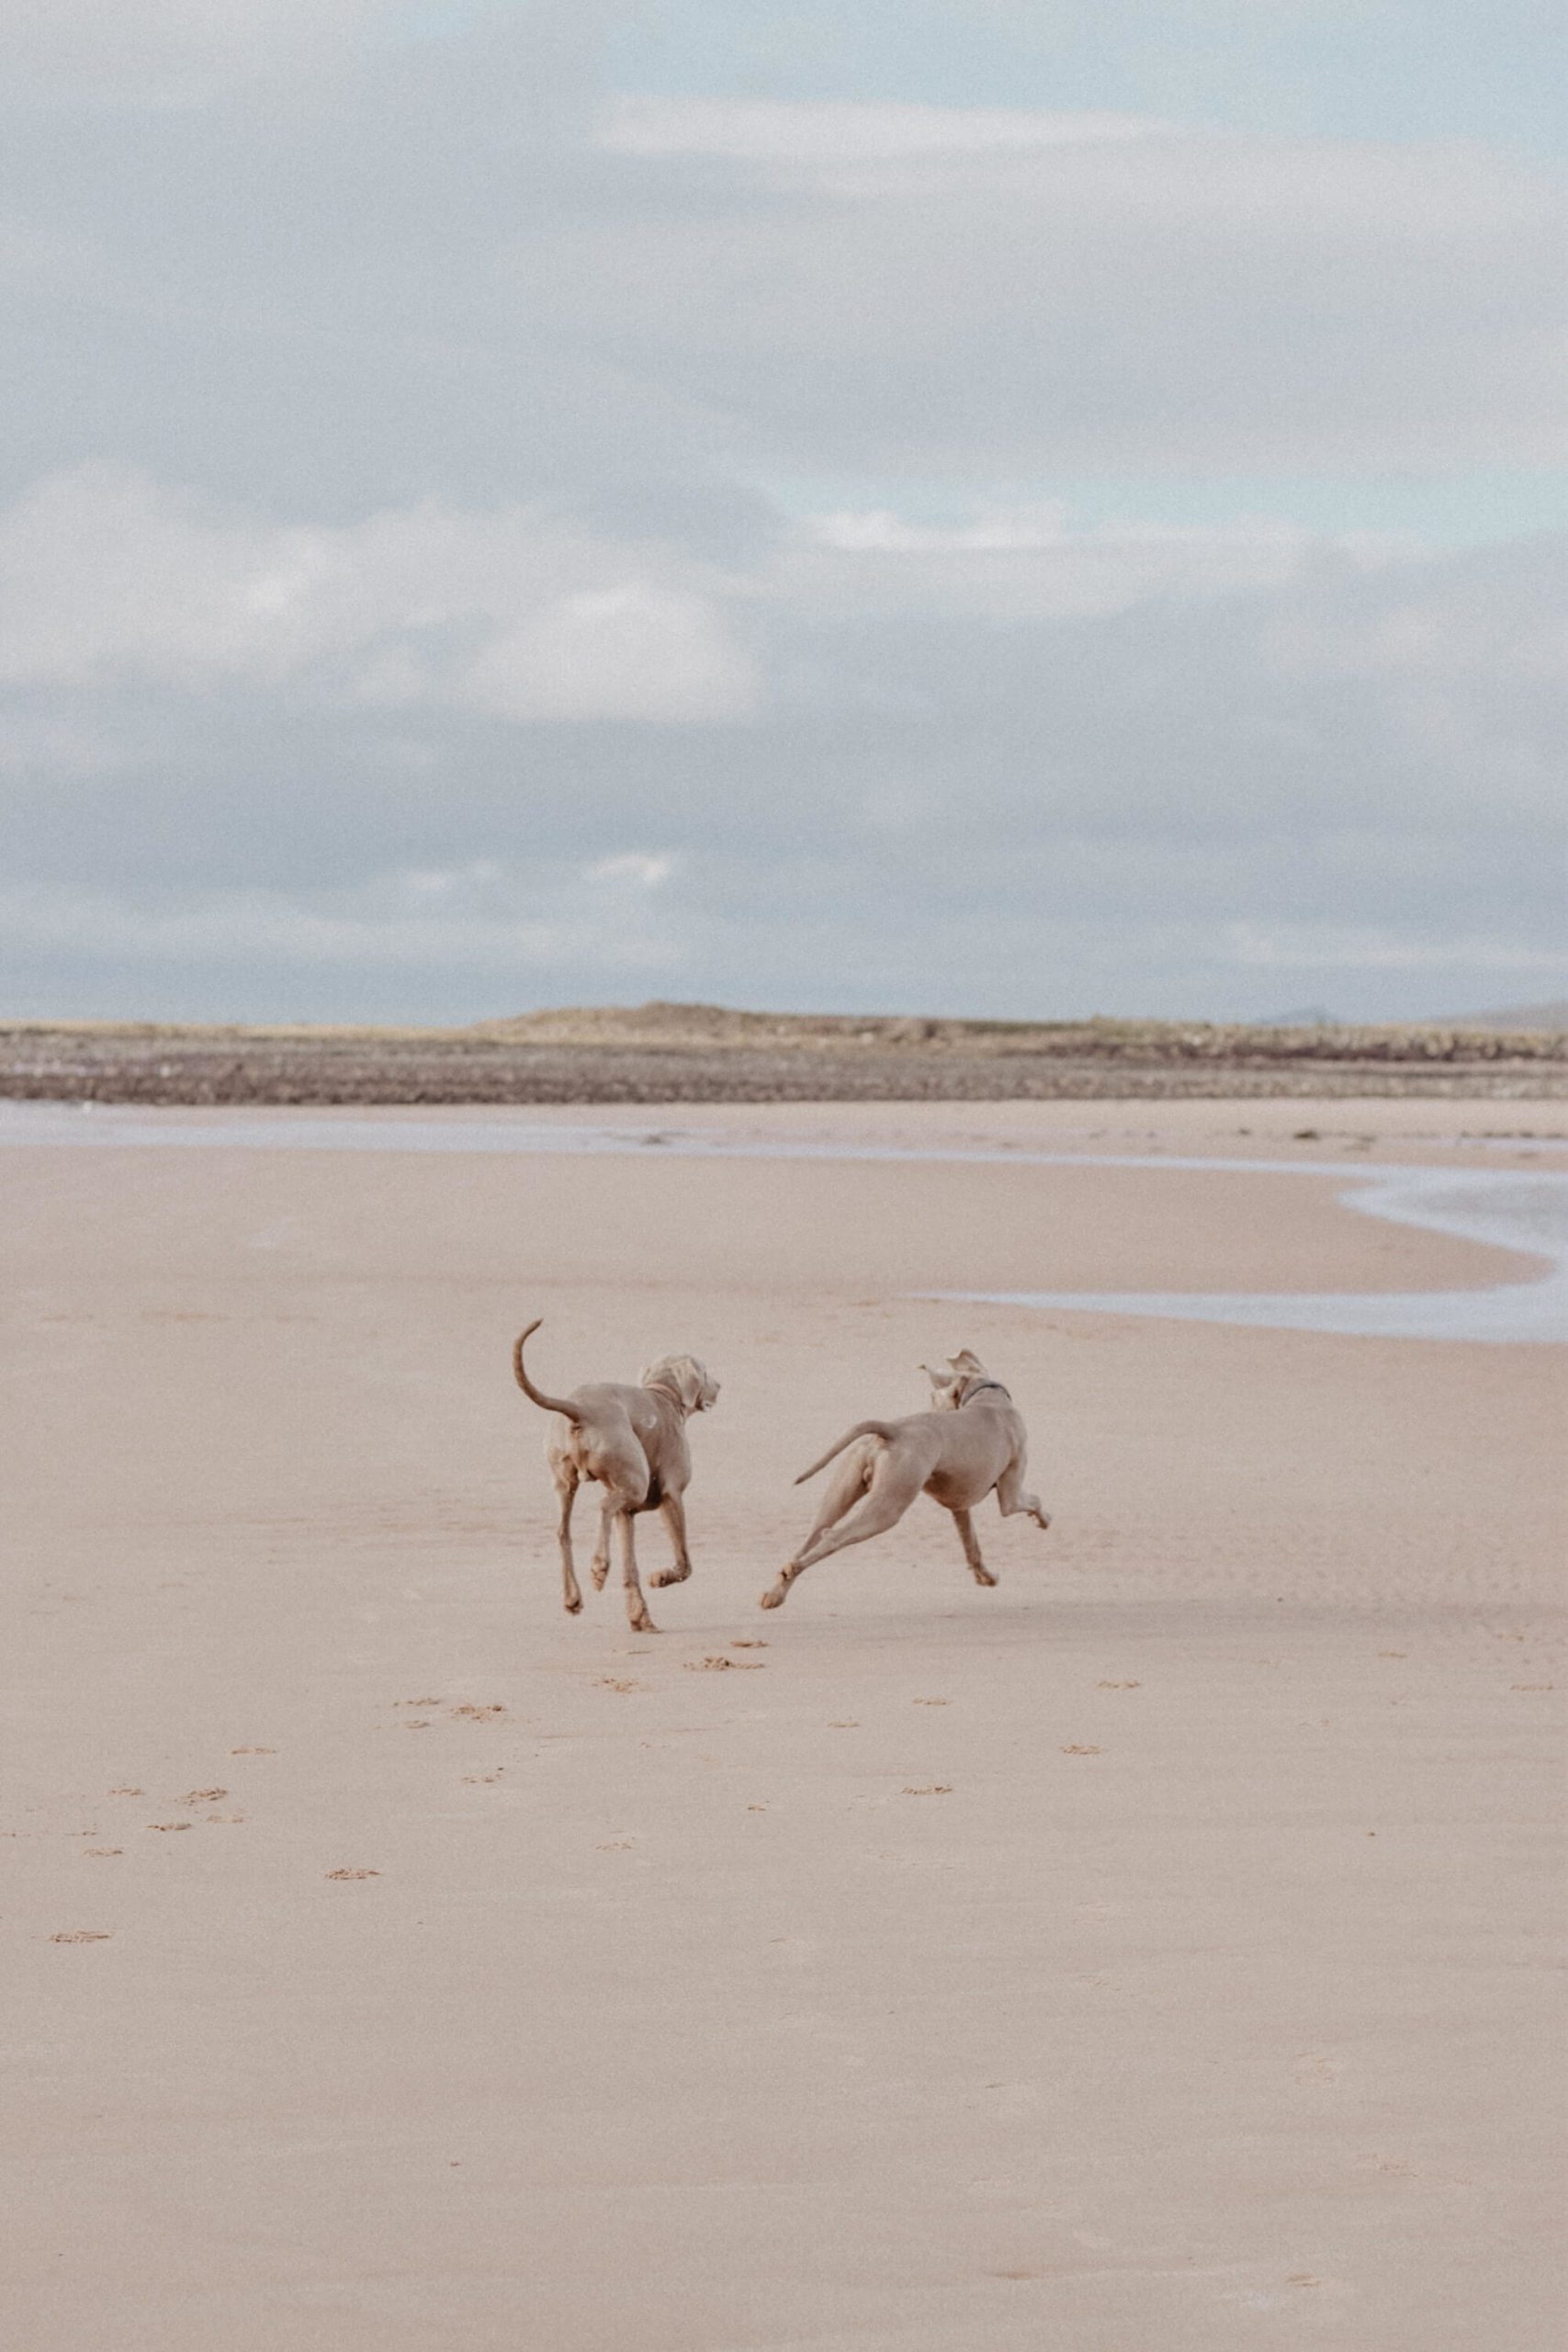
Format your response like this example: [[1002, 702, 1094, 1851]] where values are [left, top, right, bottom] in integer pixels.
[[2, 1, 1563, 1023]]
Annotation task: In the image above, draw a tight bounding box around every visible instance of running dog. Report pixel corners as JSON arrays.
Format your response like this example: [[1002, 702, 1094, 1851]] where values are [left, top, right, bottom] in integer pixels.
[[513, 1320, 719, 1632], [761, 1350, 1049, 1611]]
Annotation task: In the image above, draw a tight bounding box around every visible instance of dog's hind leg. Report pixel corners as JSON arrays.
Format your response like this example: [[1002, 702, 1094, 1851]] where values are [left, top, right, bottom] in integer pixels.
[[616, 1509, 657, 1634], [590, 1494, 615, 1590], [757, 1439, 877, 1610], [761, 1455, 924, 1610], [997, 1453, 1051, 1532], [801, 1435, 878, 1547], [951, 1506, 997, 1587], [649, 1492, 693, 1589], [553, 1462, 583, 1613]]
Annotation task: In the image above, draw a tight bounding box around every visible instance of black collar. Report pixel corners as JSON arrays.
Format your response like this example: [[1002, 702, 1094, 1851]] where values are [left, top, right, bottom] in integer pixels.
[[961, 1378, 1010, 1405]]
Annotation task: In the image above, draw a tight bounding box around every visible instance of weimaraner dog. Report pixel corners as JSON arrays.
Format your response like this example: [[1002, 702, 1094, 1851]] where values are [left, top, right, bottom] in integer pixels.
[[513, 1320, 719, 1632], [761, 1349, 1050, 1611]]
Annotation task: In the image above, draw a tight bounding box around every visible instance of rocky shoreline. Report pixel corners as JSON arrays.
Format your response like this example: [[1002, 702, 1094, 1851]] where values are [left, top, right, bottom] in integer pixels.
[[4, 1012, 1563, 1104]]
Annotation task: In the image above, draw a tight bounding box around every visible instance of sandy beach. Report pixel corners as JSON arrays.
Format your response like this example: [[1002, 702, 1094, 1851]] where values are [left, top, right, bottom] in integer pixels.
[[4, 1097, 1563, 2349]]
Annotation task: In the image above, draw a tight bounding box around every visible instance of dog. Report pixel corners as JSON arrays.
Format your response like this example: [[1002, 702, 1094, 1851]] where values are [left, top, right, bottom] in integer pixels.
[[513, 1320, 719, 1631], [761, 1349, 1049, 1611]]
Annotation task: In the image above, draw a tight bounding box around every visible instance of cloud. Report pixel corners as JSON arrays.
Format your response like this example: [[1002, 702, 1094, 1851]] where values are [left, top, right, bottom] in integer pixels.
[[0, 854, 686, 975], [1225, 922, 1568, 974], [2, 514, 1560, 1021], [4, 76, 1559, 513], [0, 0, 390, 107], [1265, 542, 1568, 684], [583, 852, 676, 888], [459, 586, 754, 723], [513, 110, 1566, 474], [782, 502, 1369, 623], [0, 35, 1562, 1023], [13, 460, 1529, 741], [0, 467, 758, 721], [599, 95, 1168, 161], [0, 709, 121, 777]]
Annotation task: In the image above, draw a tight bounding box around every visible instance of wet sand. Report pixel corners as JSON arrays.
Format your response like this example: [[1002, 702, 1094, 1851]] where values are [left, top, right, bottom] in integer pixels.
[[3, 1100, 1563, 2348]]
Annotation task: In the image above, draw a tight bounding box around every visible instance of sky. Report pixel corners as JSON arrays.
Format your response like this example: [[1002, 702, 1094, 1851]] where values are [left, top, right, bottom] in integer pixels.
[[1, 1, 1563, 1024]]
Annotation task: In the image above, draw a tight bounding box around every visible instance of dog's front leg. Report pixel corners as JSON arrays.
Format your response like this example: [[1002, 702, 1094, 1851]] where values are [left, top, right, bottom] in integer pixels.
[[617, 1509, 657, 1634], [951, 1506, 997, 1587], [996, 1454, 1051, 1532], [649, 1492, 693, 1589]]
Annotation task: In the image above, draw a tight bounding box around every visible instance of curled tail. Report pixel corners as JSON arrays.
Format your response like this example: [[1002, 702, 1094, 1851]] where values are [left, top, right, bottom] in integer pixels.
[[794, 1419, 897, 1485], [513, 1320, 584, 1423]]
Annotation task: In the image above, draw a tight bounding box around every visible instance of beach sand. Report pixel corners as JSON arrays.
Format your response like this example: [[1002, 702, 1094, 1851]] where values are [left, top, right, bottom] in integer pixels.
[[3, 1099, 1563, 2348]]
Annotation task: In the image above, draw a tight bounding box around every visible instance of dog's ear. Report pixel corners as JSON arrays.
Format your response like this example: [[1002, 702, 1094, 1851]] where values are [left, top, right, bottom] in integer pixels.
[[948, 1348, 987, 1375], [658, 1354, 716, 1413]]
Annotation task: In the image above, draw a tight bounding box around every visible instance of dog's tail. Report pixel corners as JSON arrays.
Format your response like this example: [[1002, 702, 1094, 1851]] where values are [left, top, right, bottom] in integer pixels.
[[512, 1321, 584, 1423], [794, 1420, 897, 1485]]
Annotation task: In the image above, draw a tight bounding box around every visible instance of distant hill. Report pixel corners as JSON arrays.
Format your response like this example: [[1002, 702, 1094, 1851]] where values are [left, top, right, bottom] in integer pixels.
[[1429, 1001, 1568, 1033]]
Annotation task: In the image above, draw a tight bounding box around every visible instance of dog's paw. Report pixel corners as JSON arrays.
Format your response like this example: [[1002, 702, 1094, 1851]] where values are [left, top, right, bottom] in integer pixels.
[[563, 1595, 583, 1614], [972, 1567, 998, 1587], [759, 1585, 785, 1611], [649, 1566, 690, 1589], [1032, 1511, 1052, 1532]]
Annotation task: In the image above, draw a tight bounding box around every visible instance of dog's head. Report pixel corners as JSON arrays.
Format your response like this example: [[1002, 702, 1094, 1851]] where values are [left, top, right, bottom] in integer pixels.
[[641, 1354, 720, 1415], [921, 1348, 991, 1409]]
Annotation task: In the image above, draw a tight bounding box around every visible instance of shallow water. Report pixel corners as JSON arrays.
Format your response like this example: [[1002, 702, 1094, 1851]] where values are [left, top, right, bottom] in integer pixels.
[[3, 1103, 1564, 1344], [941, 1167, 1568, 1346]]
